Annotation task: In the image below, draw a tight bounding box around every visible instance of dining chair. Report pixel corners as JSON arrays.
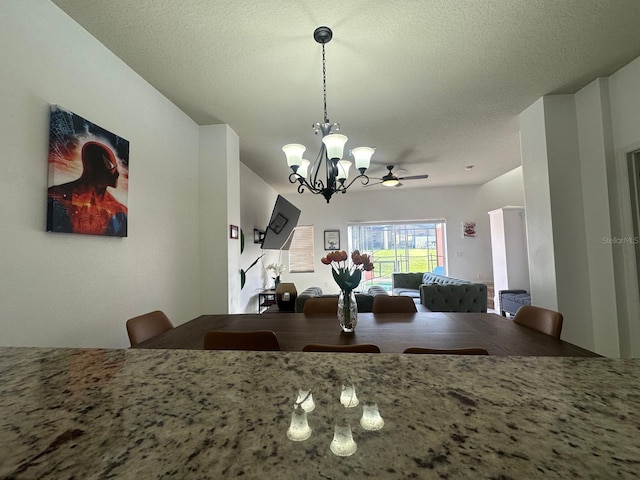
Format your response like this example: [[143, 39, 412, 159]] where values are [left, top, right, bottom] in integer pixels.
[[372, 295, 417, 313], [403, 347, 489, 355], [302, 297, 338, 314], [513, 305, 563, 339], [126, 310, 174, 346], [302, 343, 381, 353], [203, 330, 281, 351]]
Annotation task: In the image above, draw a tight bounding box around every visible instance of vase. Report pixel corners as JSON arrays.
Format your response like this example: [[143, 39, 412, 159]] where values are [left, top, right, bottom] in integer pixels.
[[337, 290, 358, 333], [274, 276, 280, 288]]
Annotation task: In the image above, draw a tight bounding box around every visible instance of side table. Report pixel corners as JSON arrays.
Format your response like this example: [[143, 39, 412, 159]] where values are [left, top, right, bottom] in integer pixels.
[[258, 289, 277, 314]]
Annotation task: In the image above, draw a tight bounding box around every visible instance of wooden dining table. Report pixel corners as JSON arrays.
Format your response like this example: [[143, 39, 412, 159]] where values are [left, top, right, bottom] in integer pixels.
[[134, 311, 598, 356]]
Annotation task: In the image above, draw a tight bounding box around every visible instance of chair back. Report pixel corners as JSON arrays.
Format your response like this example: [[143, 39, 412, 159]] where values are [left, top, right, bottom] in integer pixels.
[[513, 305, 563, 339], [372, 295, 417, 313], [126, 310, 174, 346], [303, 297, 338, 314], [302, 343, 381, 353], [203, 330, 281, 351], [403, 347, 489, 355]]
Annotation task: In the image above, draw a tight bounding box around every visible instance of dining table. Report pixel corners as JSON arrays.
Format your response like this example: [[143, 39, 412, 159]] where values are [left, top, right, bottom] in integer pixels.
[[0, 346, 637, 479], [133, 311, 598, 356]]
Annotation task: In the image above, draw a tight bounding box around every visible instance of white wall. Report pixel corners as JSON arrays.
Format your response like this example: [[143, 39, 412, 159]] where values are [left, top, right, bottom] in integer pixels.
[[0, 1, 204, 348], [519, 55, 640, 357], [199, 125, 241, 314], [239, 164, 280, 313], [282, 175, 524, 295]]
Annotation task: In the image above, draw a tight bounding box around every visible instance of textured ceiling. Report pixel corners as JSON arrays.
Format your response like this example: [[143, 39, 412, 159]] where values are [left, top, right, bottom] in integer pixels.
[[52, 0, 640, 193]]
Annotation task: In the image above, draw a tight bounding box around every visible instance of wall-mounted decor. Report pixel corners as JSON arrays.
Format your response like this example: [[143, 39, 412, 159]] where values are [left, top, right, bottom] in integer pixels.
[[230, 225, 239, 239], [254, 229, 266, 244], [46, 105, 129, 237], [324, 230, 340, 250], [463, 221, 476, 238]]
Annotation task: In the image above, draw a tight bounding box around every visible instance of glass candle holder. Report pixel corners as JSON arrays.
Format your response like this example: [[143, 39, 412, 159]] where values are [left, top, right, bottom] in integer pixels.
[[330, 420, 357, 457], [340, 384, 359, 408], [287, 406, 312, 441], [360, 401, 384, 431], [296, 389, 315, 412]]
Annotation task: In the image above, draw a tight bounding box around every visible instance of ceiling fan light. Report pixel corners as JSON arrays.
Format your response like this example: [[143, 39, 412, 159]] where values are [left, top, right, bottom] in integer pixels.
[[297, 159, 310, 179], [322, 134, 348, 160], [283, 144, 306, 168], [337, 160, 352, 180], [382, 178, 400, 187], [351, 147, 374, 171]]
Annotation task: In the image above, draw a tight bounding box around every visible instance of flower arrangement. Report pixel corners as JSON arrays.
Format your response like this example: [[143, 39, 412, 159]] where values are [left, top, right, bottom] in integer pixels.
[[266, 263, 285, 277], [320, 250, 374, 294]]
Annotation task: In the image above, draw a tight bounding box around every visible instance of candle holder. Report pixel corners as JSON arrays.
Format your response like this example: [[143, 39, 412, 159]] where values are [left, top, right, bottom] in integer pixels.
[[287, 405, 312, 441], [330, 420, 357, 456], [340, 384, 359, 408], [360, 401, 384, 431], [296, 389, 315, 412]]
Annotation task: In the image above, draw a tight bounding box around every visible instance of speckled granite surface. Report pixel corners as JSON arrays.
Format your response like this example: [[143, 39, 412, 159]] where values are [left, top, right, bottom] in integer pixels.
[[0, 347, 639, 479]]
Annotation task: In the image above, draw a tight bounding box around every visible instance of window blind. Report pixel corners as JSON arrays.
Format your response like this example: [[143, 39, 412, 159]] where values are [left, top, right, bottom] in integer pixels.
[[289, 225, 314, 273]]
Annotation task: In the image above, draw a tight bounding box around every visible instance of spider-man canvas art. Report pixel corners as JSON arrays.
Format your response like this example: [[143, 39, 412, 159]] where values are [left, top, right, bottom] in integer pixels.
[[46, 105, 129, 237]]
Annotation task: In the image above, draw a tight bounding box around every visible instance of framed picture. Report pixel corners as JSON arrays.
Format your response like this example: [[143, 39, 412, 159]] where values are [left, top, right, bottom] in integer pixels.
[[463, 221, 476, 238], [230, 225, 239, 239], [46, 105, 129, 237], [268, 213, 288, 234], [324, 230, 340, 250]]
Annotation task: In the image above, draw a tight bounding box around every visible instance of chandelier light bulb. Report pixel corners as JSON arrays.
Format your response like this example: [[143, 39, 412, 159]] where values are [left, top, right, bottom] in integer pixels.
[[287, 406, 312, 442], [282, 144, 306, 168], [351, 147, 374, 171], [340, 384, 359, 408], [322, 134, 348, 160], [360, 401, 384, 431], [337, 160, 352, 180], [296, 389, 315, 412], [330, 420, 357, 457], [297, 159, 310, 179]]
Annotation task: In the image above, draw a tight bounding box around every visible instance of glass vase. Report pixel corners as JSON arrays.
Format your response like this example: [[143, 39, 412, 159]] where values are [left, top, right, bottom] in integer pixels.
[[338, 290, 358, 333]]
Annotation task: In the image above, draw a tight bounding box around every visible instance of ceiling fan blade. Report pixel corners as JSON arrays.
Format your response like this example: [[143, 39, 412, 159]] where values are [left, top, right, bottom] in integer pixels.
[[397, 174, 429, 181], [364, 180, 384, 187]]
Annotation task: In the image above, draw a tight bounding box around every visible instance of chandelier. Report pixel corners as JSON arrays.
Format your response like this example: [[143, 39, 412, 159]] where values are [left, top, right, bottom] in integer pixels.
[[282, 26, 374, 203]]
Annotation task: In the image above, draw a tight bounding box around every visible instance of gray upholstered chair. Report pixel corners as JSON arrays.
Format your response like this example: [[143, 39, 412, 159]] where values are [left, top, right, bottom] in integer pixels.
[[126, 310, 174, 346]]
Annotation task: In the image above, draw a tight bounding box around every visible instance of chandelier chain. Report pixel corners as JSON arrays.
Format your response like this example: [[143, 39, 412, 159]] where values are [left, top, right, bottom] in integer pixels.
[[322, 43, 328, 123]]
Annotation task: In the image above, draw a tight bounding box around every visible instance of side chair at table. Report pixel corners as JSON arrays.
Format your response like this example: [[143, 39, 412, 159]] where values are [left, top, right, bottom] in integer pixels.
[[372, 295, 417, 313], [302, 343, 381, 353], [203, 330, 281, 351], [126, 310, 174, 347], [513, 305, 563, 339], [303, 297, 338, 314], [403, 347, 489, 355]]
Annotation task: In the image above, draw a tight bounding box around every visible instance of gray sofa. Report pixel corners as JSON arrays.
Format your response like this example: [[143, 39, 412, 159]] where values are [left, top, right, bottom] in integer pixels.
[[295, 285, 388, 313], [392, 272, 488, 313]]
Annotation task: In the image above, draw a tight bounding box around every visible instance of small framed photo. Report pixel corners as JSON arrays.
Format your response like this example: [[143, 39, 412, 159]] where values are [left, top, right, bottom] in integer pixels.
[[230, 225, 239, 239], [324, 230, 340, 250], [463, 221, 476, 238]]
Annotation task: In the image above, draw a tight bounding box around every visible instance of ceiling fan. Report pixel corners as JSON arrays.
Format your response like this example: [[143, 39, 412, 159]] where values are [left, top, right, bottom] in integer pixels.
[[366, 165, 429, 187]]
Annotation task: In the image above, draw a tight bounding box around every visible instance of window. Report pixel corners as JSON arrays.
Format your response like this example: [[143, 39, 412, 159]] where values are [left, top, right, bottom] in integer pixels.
[[348, 221, 446, 290], [289, 225, 314, 272]]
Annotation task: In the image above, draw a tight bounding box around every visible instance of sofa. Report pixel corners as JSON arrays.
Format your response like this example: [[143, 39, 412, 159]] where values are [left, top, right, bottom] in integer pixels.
[[295, 285, 388, 313], [498, 289, 531, 317], [392, 272, 488, 313]]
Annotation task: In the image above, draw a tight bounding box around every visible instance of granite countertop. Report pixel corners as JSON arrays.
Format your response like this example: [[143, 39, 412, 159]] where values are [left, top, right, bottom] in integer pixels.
[[0, 347, 638, 479]]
